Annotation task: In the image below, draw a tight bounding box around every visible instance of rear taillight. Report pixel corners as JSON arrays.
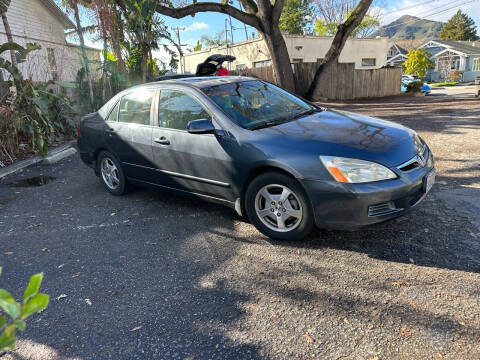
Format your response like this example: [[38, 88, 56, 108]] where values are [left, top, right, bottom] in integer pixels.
[[77, 125, 81, 137]]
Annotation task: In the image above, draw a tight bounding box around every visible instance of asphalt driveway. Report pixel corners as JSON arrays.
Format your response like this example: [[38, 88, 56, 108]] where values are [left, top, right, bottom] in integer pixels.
[[0, 97, 479, 360]]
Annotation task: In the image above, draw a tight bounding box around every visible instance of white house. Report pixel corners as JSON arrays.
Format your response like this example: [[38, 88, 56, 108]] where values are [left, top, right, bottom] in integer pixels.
[[183, 35, 389, 74], [0, 0, 101, 83]]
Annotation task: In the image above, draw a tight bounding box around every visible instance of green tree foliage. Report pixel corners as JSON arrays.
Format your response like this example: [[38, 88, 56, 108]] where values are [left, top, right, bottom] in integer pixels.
[[314, 11, 379, 37], [439, 10, 479, 41], [0, 268, 49, 351], [403, 49, 435, 79], [193, 40, 202, 52], [279, 0, 312, 35], [200, 30, 229, 48]]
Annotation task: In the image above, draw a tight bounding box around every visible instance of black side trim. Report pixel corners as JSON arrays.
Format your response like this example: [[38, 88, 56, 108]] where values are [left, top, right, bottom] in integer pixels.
[[122, 162, 230, 187], [128, 177, 235, 206]]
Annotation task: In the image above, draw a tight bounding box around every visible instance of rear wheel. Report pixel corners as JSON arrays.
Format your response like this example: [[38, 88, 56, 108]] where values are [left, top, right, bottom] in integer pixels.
[[245, 172, 314, 241], [97, 151, 127, 195]]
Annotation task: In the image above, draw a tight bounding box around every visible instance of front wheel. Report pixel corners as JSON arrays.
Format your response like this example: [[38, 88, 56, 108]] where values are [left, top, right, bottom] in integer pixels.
[[245, 172, 314, 241], [97, 151, 127, 195]]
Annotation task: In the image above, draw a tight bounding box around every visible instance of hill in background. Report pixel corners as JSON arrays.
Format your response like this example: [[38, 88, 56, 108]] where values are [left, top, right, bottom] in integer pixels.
[[374, 15, 444, 40]]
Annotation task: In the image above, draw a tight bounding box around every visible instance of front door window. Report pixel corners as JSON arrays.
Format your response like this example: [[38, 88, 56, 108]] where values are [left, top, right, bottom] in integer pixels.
[[158, 90, 211, 130]]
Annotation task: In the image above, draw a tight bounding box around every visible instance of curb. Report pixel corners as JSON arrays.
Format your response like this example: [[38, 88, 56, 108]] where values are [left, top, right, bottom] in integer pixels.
[[0, 140, 77, 179]]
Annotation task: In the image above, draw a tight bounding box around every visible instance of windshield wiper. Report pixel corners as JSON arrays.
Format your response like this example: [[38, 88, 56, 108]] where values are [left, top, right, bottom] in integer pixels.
[[292, 108, 321, 120], [248, 107, 323, 131], [248, 120, 286, 130]]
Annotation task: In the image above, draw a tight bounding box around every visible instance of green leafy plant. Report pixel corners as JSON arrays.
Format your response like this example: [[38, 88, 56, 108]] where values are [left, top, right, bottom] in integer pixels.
[[406, 81, 422, 93], [0, 42, 76, 158], [403, 49, 435, 79], [0, 268, 49, 351]]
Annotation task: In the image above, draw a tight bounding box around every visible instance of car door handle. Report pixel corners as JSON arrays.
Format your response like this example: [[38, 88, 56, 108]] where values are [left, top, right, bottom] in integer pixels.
[[105, 128, 116, 136], [154, 137, 170, 145]]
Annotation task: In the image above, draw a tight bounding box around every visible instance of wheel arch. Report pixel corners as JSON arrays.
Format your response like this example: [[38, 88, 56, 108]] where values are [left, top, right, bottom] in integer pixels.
[[93, 147, 109, 175], [238, 163, 304, 216]]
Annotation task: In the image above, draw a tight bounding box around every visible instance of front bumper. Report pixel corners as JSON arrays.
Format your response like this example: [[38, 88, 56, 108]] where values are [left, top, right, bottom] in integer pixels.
[[302, 152, 435, 230]]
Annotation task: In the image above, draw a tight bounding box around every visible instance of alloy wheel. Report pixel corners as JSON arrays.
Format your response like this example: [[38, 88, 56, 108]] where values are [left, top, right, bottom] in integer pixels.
[[100, 157, 120, 190], [254, 184, 303, 232]]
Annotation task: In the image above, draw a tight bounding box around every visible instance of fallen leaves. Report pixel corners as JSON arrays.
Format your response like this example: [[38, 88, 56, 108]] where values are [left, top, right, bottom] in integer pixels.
[[391, 281, 408, 287], [409, 300, 417, 309], [72, 272, 81, 278], [130, 325, 142, 332], [303, 334, 314, 344], [400, 327, 413, 338], [4, 252, 13, 256], [41, 248, 50, 252], [85, 299, 92, 306], [56, 294, 68, 300]]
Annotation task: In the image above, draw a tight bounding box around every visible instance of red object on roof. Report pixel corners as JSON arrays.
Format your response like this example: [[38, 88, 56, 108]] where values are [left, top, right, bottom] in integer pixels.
[[217, 67, 230, 76]]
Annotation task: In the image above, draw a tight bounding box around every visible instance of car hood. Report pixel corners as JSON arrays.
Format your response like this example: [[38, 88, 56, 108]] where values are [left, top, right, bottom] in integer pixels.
[[253, 109, 418, 167]]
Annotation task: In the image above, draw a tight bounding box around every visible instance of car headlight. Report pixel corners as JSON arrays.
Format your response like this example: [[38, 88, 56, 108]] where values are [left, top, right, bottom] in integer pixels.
[[320, 156, 397, 183]]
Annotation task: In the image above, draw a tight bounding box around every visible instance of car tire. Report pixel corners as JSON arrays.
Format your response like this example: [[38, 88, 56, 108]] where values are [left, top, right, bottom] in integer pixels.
[[97, 151, 128, 195], [245, 172, 314, 241]]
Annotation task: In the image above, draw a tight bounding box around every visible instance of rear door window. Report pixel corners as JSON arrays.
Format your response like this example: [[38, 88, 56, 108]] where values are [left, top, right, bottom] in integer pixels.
[[118, 88, 154, 125], [107, 101, 119, 122]]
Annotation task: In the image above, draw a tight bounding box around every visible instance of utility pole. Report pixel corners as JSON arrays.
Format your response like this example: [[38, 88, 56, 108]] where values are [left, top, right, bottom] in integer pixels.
[[238, 3, 249, 40], [172, 26, 186, 73], [229, 16, 234, 44]]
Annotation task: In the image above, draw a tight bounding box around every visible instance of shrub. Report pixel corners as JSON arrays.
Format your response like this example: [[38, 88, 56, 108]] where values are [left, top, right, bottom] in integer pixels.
[[448, 70, 463, 82], [406, 81, 423, 93]]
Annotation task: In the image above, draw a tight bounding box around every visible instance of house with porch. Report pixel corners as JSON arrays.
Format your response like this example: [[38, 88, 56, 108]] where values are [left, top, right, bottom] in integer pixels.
[[386, 42, 408, 67], [0, 0, 101, 83], [419, 40, 480, 82]]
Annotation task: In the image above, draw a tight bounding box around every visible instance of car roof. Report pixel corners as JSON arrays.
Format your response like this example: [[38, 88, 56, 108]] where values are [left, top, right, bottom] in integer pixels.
[[145, 76, 258, 89]]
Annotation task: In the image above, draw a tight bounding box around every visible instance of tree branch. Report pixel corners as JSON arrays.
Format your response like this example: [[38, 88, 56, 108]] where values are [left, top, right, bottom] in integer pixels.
[[272, 0, 286, 22], [306, 0, 373, 99], [155, 2, 261, 29]]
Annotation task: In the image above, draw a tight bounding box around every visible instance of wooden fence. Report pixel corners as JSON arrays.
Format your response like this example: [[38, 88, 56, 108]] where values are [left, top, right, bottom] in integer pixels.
[[236, 62, 402, 100]]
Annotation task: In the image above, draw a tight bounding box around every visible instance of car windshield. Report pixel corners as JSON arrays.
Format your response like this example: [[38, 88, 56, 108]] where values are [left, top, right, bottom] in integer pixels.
[[202, 80, 315, 129]]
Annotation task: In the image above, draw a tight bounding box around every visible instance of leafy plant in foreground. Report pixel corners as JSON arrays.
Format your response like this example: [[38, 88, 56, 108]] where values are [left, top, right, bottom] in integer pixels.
[[0, 268, 49, 351]]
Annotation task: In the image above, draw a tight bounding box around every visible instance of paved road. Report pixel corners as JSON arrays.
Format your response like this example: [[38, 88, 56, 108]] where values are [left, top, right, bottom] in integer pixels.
[[1, 97, 479, 360]]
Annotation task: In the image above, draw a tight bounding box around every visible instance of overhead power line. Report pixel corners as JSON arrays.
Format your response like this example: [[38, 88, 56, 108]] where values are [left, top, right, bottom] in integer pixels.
[[379, 0, 480, 30]]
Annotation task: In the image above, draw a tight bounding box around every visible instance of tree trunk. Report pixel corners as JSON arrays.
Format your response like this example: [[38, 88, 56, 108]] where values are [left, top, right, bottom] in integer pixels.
[[110, 10, 126, 75], [262, 26, 295, 93], [72, 1, 95, 111], [101, 31, 108, 103], [141, 45, 147, 83], [110, 27, 126, 75], [305, 0, 373, 100], [0, 8, 17, 68]]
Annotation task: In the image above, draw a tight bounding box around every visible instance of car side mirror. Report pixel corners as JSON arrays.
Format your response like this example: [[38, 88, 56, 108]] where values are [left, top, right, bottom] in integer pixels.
[[187, 119, 216, 134]]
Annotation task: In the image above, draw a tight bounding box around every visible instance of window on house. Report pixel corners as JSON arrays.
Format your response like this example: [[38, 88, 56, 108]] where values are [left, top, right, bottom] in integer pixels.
[[451, 59, 460, 70], [473, 58, 479, 71], [291, 58, 303, 63], [253, 60, 271, 68], [47, 48, 57, 80], [361, 58, 376, 67]]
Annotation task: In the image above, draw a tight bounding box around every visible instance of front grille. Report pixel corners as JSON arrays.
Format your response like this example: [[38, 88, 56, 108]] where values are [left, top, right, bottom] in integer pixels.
[[368, 201, 401, 217], [397, 147, 428, 172]]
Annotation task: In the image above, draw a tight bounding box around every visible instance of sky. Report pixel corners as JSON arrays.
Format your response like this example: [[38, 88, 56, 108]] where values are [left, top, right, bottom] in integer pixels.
[[57, 0, 480, 66]]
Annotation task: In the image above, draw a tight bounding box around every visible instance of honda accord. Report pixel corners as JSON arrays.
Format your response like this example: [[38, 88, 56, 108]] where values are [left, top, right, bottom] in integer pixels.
[[77, 77, 435, 240]]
